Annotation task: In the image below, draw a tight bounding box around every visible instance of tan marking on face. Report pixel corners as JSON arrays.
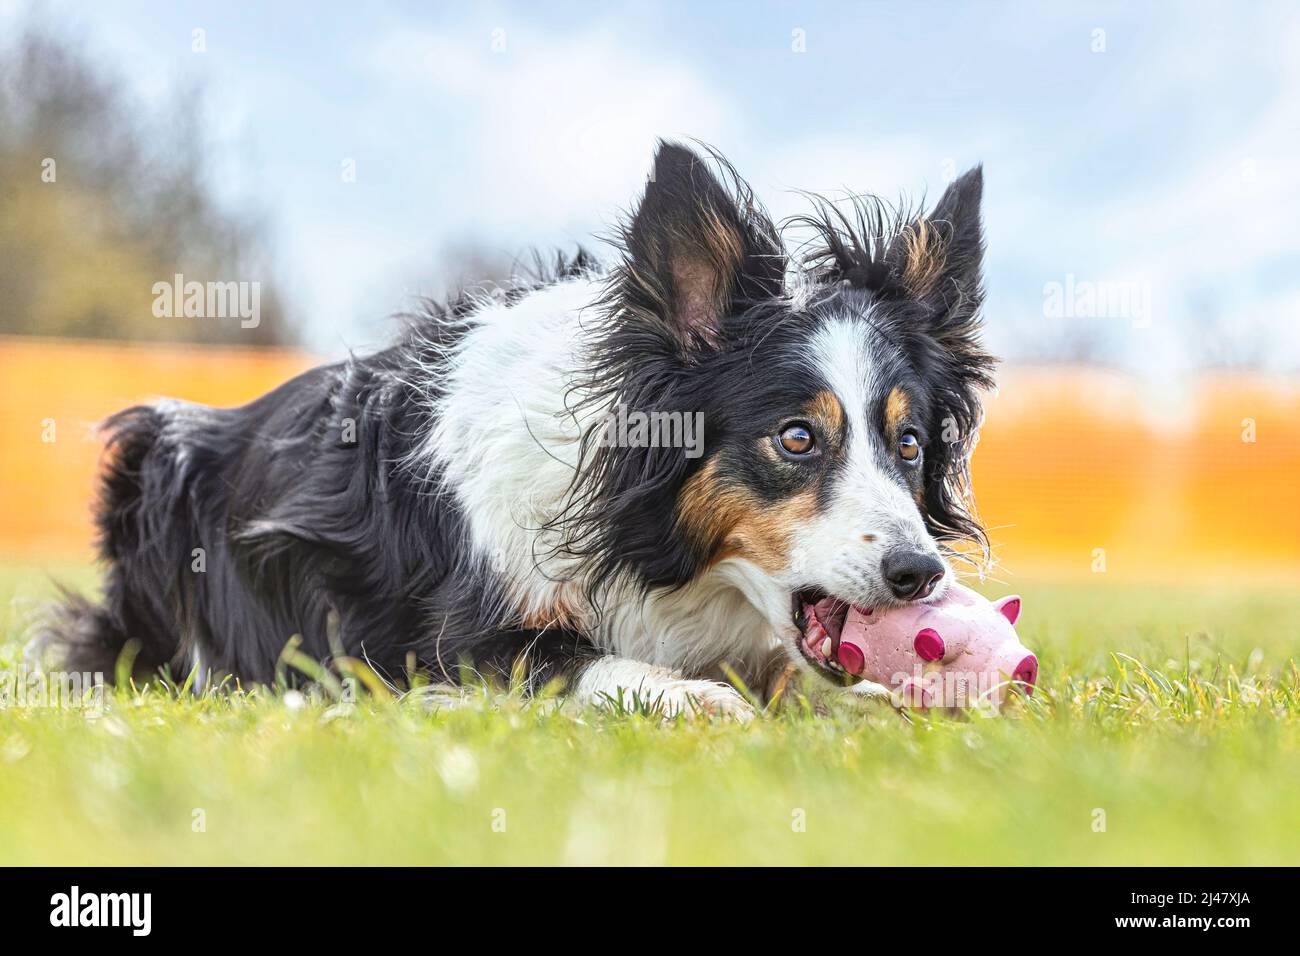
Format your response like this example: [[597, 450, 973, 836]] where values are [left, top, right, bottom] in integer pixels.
[[884, 386, 911, 436], [899, 218, 947, 298], [678, 458, 818, 573], [803, 389, 845, 442]]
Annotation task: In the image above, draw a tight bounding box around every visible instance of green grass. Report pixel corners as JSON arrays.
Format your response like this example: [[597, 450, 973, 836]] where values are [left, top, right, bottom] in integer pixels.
[[1, 560, 1298, 865]]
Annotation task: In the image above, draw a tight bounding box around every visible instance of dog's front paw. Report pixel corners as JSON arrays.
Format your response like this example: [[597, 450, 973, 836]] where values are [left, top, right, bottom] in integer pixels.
[[848, 679, 893, 700], [575, 658, 758, 721], [665, 679, 756, 721]]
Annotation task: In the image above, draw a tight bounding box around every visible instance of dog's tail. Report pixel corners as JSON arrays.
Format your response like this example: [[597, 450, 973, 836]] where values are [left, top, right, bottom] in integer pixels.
[[31, 406, 183, 682], [28, 588, 138, 680]]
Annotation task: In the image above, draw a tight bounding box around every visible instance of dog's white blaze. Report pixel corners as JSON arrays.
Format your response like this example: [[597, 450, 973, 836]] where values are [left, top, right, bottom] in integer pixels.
[[795, 316, 948, 607]]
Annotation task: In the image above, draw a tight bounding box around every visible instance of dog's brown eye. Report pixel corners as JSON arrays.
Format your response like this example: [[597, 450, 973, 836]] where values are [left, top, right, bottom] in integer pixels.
[[898, 432, 921, 463], [778, 423, 816, 457]]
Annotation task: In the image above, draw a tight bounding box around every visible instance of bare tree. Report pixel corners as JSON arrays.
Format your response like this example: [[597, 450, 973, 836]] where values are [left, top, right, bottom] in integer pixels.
[[0, 22, 293, 345]]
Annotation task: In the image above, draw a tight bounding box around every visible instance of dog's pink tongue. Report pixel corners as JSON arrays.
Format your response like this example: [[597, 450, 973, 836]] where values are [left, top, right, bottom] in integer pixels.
[[811, 596, 846, 641], [801, 596, 846, 661]]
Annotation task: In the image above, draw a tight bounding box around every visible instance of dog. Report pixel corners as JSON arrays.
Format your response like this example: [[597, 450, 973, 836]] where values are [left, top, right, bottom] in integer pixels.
[[41, 141, 994, 718]]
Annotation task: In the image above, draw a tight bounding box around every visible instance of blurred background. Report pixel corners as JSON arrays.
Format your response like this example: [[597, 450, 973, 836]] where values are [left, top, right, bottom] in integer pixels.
[[1, 0, 1298, 585]]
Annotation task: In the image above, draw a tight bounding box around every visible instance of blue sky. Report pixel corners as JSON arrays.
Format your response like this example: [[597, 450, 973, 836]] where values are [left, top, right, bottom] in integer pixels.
[[7, 0, 1299, 373]]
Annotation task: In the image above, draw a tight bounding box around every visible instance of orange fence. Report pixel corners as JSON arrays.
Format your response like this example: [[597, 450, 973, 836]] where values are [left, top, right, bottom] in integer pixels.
[[971, 369, 1300, 584], [1, 336, 312, 559], [2, 336, 1299, 583]]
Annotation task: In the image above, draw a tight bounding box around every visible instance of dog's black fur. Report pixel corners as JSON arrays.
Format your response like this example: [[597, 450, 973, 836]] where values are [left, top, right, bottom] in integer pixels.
[[47, 295, 603, 688]]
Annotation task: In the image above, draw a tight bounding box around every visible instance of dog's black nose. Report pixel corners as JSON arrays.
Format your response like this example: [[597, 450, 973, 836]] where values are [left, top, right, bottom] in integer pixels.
[[882, 552, 945, 601]]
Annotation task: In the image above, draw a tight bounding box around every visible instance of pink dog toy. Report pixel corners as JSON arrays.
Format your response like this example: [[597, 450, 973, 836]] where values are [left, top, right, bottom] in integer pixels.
[[804, 583, 1037, 711]]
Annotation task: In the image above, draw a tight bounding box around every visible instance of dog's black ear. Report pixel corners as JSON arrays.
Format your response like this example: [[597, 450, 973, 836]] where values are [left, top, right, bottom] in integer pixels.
[[889, 167, 995, 561], [614, 141, 784, 351], [888, 166, 985, 328]]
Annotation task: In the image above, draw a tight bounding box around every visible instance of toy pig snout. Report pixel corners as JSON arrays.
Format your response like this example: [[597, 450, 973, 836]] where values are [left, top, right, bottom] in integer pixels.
[[1012, 653, 1038, 694], [911, 629, 1039, 697]]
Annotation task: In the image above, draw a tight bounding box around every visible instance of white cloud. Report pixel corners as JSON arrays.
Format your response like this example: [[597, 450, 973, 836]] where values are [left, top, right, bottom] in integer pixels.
[[1035, 20, 1300, 373], [364, 25, 738, 231]]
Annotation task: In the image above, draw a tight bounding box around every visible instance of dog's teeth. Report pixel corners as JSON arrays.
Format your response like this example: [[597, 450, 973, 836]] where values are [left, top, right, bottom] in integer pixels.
[[820, 637, 833, 659]]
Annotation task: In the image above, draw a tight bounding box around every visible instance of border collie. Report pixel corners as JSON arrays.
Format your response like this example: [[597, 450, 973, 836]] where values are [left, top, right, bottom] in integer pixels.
[[42, 142, 994, 718]]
